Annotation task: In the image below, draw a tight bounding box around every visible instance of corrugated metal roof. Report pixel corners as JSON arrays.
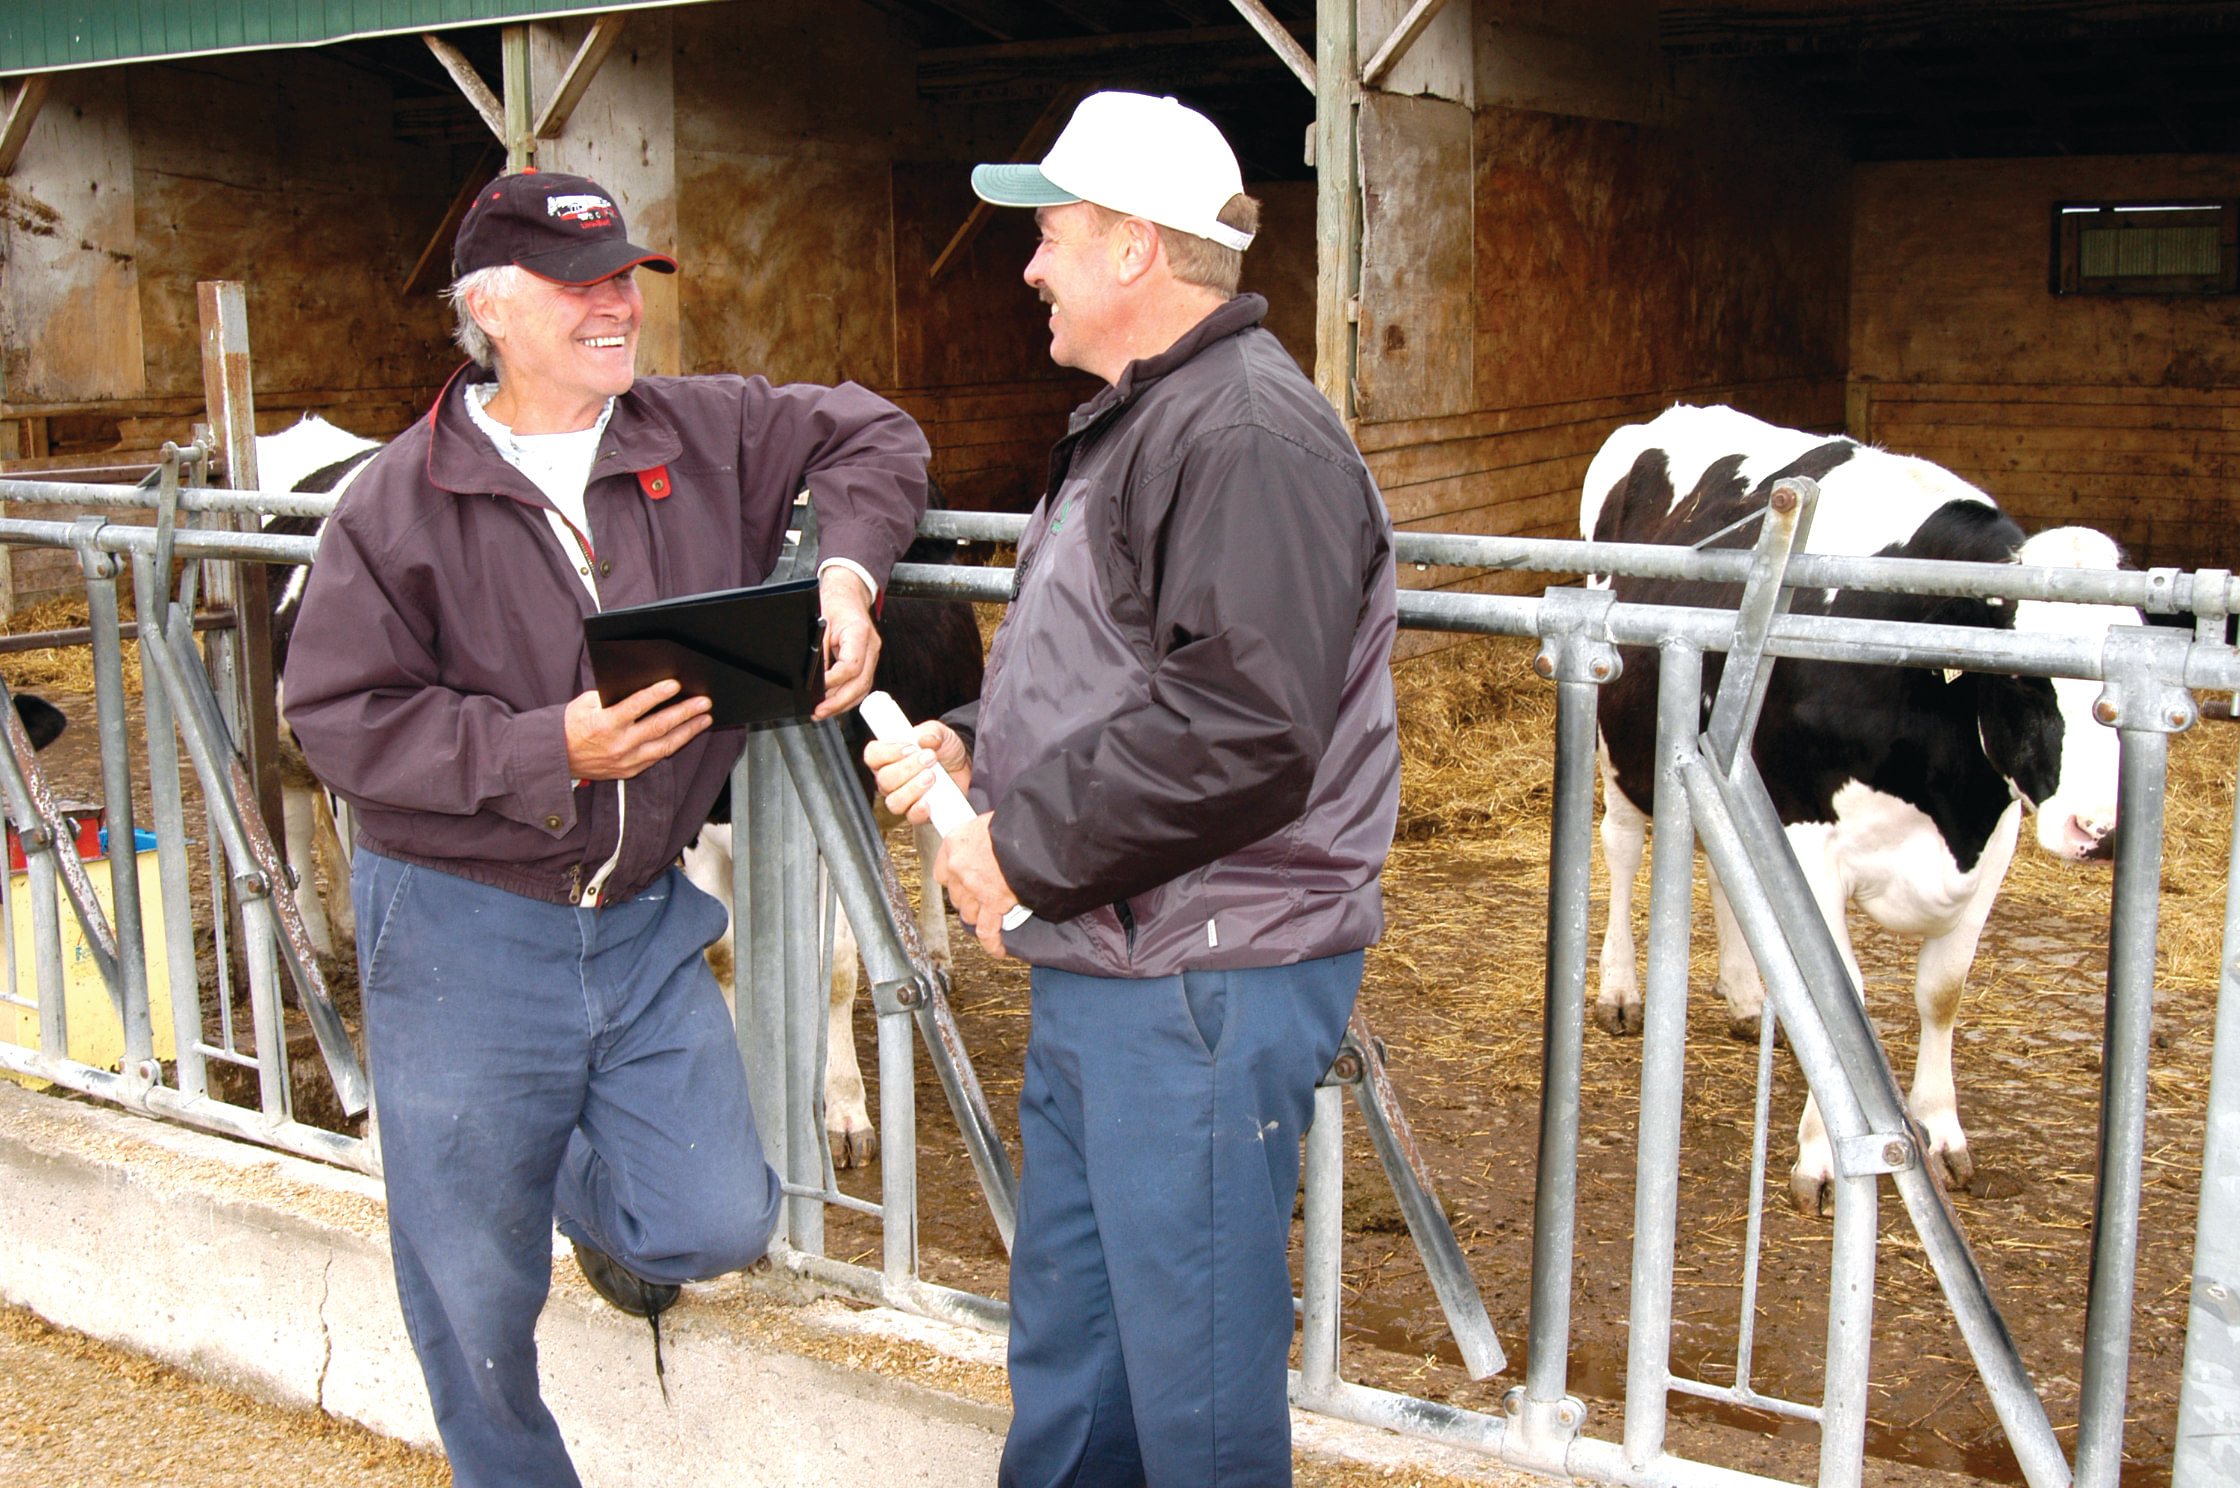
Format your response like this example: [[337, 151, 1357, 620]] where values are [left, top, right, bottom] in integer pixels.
[[1, 2, 700, 76]]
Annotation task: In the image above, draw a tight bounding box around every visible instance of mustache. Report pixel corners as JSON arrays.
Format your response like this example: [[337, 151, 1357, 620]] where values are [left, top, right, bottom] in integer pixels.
[[1038, 289, 1055, 306]]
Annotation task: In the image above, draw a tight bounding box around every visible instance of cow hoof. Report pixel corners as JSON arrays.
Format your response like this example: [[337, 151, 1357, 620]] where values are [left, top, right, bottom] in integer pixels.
[[830, 1123, 878, 1169], [1788, 1169, 1834, 1218], [1931, 1145, 1975, 1193], [1593, 999, 1641, 1037]]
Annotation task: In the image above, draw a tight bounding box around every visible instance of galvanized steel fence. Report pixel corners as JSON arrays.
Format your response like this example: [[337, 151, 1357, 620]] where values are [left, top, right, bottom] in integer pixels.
[[1, 467, 2237, 1488]]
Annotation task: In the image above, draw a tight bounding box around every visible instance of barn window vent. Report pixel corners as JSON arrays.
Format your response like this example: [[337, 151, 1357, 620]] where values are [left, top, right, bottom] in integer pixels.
[[2052, 201, 2238, 295]]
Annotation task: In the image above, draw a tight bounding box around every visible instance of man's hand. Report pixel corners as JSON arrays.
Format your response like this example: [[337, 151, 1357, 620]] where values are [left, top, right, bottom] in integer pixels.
[[865, 721, 972, 823], [936, 812, 1018, 959], [565, 681, 711, 781], [814, 566, 880, 719]]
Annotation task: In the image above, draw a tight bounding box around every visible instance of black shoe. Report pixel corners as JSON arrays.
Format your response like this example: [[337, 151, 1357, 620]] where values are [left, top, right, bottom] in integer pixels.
[[572, 1240, 679, 1397], [571, 1240, 679, 1318]]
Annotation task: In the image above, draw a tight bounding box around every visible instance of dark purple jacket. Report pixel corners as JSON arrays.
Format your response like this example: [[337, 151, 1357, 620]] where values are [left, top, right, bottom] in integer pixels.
[[282, 366, 928, 906], [966, 294, 1401, 976]]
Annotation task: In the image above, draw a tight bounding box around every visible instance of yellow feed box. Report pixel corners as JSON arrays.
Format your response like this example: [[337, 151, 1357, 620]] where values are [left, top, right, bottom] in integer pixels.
[[0, 849, 175, 1088]]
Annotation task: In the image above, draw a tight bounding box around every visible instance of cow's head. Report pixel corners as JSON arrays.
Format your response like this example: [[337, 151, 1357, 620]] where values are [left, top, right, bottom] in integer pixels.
[[2009, 527, 2135, 861]]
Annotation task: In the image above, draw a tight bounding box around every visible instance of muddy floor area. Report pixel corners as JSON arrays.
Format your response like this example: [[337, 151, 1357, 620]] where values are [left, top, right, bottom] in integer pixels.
[[6, 630, 2228, 1488]]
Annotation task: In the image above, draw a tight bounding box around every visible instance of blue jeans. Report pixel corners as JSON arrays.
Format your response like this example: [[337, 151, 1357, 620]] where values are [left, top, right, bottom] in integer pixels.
[[354, 850, 781, 1488], [998, 952, 1362, 1488]]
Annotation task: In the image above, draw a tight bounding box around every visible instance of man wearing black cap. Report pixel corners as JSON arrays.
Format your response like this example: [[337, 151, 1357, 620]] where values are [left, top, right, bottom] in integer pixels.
[[282, 171, 928, 1487]]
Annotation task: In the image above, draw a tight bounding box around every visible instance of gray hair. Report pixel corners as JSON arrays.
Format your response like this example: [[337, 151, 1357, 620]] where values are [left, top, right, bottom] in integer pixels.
[[445, 264, 529, 369]]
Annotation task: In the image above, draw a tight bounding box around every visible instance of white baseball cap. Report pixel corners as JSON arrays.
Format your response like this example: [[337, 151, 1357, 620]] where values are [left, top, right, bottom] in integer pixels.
[[971, 91, 1255, 252]]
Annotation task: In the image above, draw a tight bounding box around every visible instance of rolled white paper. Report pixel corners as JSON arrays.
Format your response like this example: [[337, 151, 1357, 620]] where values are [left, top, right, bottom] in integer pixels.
[[859, 691, 1031, 932]]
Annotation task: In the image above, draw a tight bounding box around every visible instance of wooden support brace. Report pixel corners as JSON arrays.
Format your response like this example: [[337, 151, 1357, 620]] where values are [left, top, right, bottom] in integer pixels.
[[1362, 0, 1450, 88], [423, 33, 507, 144], [1225, 0, 1316, 92], [534, 13, 629, 139], [403, 144, 503, 296], [500, 25, 535, 172], [929, 86, 1085, 283], [0, 73, 54, 177]]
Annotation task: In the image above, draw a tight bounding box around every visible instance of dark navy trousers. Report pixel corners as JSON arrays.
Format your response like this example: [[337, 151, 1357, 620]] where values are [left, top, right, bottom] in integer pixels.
[[999, 952, 1362, 1488], [354, 850, 782, 1488]]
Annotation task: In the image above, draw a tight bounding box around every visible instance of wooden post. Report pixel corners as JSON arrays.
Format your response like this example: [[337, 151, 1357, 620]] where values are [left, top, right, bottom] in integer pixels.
[[196, 282, 284, 843], [1314, 0, 1363, 428], [502, 25, 535, 172]]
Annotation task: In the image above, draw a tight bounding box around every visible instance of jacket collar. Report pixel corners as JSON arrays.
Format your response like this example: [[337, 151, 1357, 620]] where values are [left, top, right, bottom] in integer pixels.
[[1070, 292, 1269, 434], [423, 363, 686, 505]]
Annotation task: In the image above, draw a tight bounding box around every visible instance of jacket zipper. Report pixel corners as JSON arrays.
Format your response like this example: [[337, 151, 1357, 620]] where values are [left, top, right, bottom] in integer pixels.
[[1114, 898, 1136, 953]]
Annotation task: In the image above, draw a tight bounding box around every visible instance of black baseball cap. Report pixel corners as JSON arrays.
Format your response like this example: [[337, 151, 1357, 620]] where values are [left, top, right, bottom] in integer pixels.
[[451, 169, 678, 285]]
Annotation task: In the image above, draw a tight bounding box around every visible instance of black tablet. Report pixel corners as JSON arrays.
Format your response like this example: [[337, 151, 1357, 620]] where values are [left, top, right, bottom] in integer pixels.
[[583, 578, 825, 727]]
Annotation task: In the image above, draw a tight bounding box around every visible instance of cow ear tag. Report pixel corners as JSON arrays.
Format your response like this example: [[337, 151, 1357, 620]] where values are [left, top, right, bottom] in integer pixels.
[[638, 465, 672, 499]]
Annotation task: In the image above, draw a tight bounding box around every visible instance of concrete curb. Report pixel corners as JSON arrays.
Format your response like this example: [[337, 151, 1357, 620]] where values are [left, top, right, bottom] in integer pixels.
[[0, 1082, 1537, 1486]]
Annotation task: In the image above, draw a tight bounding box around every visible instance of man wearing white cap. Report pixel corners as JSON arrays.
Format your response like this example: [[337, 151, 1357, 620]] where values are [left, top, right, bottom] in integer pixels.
[[869, 92, 1401, 1484]]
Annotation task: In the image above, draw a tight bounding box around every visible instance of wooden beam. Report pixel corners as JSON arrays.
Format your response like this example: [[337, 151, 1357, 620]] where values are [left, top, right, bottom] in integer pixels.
[[534, 13, 627, 139], [403, 145, 503, 296], [501, 25, 535, 171], [1226, 0, 1317, 92], [1361, 0, 1450, 89], [1314, 0, 1361, 427], [930, 86, 1084, 283], [0, 73, 54, 177], [423, 33, 507, 145]]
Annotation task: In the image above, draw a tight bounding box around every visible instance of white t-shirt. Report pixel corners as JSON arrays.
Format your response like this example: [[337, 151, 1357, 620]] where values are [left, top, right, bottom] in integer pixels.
[[465, 381, 609, 537]]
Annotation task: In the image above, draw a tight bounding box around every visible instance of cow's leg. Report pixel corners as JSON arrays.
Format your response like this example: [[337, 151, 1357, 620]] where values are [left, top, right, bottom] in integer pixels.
[[282, 782, 336, 957], [1594, 748, 1648, 1036], [825, 900, 876, 1168], [1786, 828, 1865, 1216], [681, 824, 736, 1014], [314, 788, 356, 947], [1704, 871, 1768, 1041], [913, 821, 951, 979], [1907, 807, 2019, 1195]]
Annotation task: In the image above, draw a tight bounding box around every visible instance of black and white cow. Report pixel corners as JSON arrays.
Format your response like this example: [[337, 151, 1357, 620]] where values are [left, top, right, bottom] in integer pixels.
[[1582, 404, 2132, 1214], [250, 414, 980, 1167]]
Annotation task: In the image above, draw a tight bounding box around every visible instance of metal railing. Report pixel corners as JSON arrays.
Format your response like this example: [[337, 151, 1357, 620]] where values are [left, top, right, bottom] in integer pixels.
[[1, 472, 2237, 1487]]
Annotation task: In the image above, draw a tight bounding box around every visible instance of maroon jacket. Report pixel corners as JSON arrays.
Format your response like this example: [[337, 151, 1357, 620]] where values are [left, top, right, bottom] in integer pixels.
[[282, 366, 928, 906]]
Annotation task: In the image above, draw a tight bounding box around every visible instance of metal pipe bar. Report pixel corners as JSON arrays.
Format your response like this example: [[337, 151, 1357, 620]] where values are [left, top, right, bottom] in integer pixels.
[[777, 1180, 884, 1220], [2173, 731, 2240, 1486], [1300, 1082, 1345, 1397], [1525, 673, 1600, 1403], [1704, 479, 1813, 774], [135, 559, 207, 1100], [907, 509, 2240, 615], [1819, 1171, 1879, 1488], [2076, 727, 2171, 1488], [781, 757, 826, 1255], [1666, 1375, 1822, 1424], [0, 514, 318, 564], [1343, 1009, 1504, 1379], [739, 736, 789, 1174], [766, 1244, 1009, 1335], [0, 610, 237, 657], [0, 1040, 373, 1171], [890, 565, 2240, 693], [81, 547, 154, 1070], [0, 478, 340, 519], [1622, 644, 1702, 1466], [1734, 986, 1780, 1396], [878, 1006, 918, 1293]]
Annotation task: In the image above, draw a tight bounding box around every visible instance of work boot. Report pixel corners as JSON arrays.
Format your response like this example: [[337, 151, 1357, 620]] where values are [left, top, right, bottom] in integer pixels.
[[572, 1240, 679, 1396]]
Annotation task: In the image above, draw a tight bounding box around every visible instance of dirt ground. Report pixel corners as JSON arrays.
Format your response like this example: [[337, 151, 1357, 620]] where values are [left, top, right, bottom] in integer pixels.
[[5, 623, 2230, 1488]]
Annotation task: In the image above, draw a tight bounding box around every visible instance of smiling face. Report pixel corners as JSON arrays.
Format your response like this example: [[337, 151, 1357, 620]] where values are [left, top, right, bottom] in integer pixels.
[[474, 267, 643, 431], [1024, 203, 1125, 379]]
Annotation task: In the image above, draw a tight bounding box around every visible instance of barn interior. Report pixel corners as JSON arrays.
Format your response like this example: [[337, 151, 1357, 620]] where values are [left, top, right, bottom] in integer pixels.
[[1, 0, 2237, 612]]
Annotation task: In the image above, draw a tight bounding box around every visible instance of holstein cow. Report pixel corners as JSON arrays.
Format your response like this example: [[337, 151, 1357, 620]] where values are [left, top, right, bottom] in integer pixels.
[[1582, 404, 2131, 1214], [249, 413, 979, 1167]]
